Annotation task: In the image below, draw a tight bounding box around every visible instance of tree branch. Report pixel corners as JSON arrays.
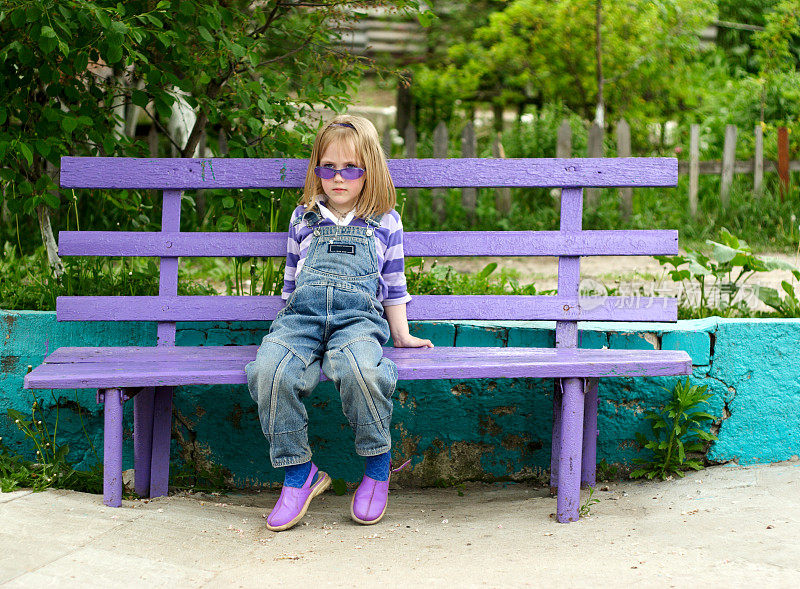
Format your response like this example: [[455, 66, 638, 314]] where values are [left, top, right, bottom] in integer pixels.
[[250, 1, 287, 38], [143, 107, 183, 152], [180, 71, 231, 158], [249, 32, 317, 70]]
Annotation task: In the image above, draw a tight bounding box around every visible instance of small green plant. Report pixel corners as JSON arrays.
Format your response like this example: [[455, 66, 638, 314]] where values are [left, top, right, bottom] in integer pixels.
[[596, 458, 621, 482], [756, 269, 800, 317], [758, 227, 800, 317], [630, 378, 718, 480], [578, 487, 600, 517], [758, 270, 800, 317], [0, 241, 218, 311], [220, 190, 287, 297], [169, 460, 232, 494], [655, 228, 799, 318], [2, 392, 101, 494], [330, 477, 348, 496], [405, 258, 547, 296]]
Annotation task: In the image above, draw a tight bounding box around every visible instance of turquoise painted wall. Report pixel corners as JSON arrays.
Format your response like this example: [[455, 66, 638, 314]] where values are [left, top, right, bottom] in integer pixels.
[[2, 311, 798, 487]]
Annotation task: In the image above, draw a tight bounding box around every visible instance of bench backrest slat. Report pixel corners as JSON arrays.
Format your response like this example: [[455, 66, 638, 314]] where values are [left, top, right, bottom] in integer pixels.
[[56, 295, 678, 322], [58, 230, 679, 258], [60, 157, 678, 189]]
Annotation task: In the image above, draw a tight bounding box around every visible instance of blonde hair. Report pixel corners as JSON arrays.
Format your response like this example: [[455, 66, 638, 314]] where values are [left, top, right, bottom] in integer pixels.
[[300, 114, 396, 218]]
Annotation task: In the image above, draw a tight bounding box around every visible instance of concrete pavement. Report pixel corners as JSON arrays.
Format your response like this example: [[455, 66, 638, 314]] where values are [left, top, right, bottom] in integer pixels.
[[1, 461, 799, 587]]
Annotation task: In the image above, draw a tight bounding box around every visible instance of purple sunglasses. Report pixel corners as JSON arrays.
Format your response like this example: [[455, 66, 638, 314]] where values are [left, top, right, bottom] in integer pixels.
[[314, 166, 366, 180]]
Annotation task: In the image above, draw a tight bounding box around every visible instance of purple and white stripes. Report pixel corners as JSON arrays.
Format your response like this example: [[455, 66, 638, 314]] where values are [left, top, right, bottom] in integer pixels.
[[281, 205, 412, 306]]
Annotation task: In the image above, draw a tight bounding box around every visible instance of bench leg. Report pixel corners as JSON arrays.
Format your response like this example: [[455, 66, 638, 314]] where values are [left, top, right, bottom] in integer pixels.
[[102, 388, 124, 508], [134, 386, 155, 497], [149, 386, 173, 499], [581, 378, 599, 489], [557, 377, 585, 523], [549, 379, 562, 494]]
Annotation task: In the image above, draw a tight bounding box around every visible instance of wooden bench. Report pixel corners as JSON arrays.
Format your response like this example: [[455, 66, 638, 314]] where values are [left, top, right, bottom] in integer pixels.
[[24, 156, 691, 522]]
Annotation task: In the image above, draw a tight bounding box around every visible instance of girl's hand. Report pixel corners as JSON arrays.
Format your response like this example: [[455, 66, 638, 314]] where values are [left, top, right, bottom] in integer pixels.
[[392, 333, 434, 348], [384, 302, 433, 348]]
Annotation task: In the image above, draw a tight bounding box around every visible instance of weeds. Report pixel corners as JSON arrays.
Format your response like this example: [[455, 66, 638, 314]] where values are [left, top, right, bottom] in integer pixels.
[[2, 392, 101, 494], [757, 269, 800, 316], [756, 218, 800, 316], [405, 258, 549, 296], [169, 460, 232, 494], [330, 478, 348, 496], [596, 459, 621, 482], [578, 487, 600, 517], [630, 379, 717, 481]]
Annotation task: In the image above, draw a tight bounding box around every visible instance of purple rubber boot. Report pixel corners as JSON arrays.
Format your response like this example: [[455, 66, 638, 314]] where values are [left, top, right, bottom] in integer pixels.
[[350, 460, 410, 525], [266, 463, 330, 532]]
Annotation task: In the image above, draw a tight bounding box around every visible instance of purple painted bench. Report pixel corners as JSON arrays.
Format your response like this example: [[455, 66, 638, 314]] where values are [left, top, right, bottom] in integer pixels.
[[24, 156, 691, 523]]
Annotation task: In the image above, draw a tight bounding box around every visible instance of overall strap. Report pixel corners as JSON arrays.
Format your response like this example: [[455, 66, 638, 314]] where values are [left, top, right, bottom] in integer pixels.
[[300, 207, 322, 228]]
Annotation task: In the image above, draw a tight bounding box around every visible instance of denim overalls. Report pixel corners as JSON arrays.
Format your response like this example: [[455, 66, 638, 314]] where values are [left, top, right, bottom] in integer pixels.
[[245, 210, 398, 468]]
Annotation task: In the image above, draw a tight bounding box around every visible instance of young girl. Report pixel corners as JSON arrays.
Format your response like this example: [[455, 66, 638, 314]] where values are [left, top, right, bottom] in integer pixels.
[[245, 114, 433, 532]]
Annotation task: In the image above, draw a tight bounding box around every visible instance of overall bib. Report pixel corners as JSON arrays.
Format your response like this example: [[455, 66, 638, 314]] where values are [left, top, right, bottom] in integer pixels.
[[245, 212, 398, 468]]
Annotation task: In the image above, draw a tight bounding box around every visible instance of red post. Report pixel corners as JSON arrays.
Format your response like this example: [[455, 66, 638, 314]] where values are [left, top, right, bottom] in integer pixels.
[[777, 126, 789, 201]]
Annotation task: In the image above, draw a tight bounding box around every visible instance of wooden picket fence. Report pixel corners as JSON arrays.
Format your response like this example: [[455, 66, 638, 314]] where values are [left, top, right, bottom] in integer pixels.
[[389, 119, 798, 222]]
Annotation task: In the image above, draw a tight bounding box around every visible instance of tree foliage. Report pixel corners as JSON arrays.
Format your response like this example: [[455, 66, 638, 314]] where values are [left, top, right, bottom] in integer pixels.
[[0, 0, 428, 254], [689, 0, 800, 159], [411, 0, 716, 128], [715, 0, 800, 74]]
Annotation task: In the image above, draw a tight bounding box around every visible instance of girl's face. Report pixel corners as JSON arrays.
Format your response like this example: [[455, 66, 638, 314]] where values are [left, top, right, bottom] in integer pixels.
[[318, 140, 365, 212]]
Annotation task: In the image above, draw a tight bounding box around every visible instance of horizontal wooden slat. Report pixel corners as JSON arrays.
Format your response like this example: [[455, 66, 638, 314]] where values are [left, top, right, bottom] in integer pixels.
[[56, 295, 678, 322], [677, 159, 800, 175], [59, 231, 287, 257], [58, 229, 679, 258], [405, 230, 679, 257], [24, 345, 692, 389], [60, 157, 678, 189]]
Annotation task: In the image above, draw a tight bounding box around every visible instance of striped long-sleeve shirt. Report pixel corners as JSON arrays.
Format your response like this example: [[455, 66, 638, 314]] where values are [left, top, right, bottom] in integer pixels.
[[281, 204, 412, 307]]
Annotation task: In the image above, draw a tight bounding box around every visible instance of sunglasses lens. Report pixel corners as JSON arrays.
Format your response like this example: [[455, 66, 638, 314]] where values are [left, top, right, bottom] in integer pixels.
[[340, 167, 365, 180], [315, 167, 365, 180], [314, 167, 336, 180]]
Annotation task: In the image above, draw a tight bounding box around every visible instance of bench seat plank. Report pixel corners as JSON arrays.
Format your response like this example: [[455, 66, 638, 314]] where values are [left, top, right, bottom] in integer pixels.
[[24, 346, 691, 389]]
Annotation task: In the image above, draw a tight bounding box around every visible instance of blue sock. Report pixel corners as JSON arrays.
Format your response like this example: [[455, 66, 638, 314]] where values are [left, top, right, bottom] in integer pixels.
[[365, 451, 391, 481], [283, 461, 312, 488]]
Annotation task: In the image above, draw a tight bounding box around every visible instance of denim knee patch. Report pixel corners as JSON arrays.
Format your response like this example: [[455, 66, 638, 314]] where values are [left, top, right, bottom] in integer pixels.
[[248, 345, 320, 449]]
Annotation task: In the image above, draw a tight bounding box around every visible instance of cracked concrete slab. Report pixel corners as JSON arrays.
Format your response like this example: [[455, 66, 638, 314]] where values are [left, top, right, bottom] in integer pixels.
[[1, 462, 799, 587], [0, 489, 32, 504]]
